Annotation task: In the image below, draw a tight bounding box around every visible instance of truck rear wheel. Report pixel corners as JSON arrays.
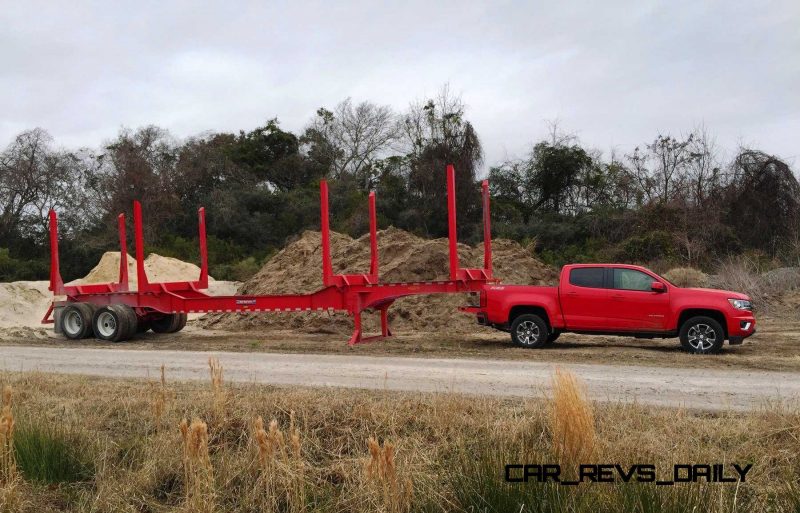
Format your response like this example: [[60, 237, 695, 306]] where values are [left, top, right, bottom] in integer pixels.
[[61, 303, 95, 340], [510, 314, 549, 348], [679, 316, 724, 354]]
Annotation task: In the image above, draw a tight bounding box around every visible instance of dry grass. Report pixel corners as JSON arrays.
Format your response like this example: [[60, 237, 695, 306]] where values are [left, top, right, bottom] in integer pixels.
[[549, 368, 595, 466], [663, 267, 710, 288], [249, 414, 306, 512], [714, 257, 800, 313], [208, 357, 225, 425], [0, 386, 20, 513], [0, 387, 15, 483], [151, 364, 168, 431], [180, 417, 214, 513], [364, 437, 413, 513], [0, 369, 797, 512]]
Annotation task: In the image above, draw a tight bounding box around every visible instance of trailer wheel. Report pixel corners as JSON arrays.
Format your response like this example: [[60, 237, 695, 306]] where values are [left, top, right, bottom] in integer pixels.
[[114, 304, 138, 340], [151, 313, 187, 334], [61, 303, 95, 340], [92, 305, 132, 342], [510, 314, 549, 348]]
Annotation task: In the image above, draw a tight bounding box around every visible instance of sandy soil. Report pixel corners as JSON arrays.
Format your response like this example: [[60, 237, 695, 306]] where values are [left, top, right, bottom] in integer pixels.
[[0, 344, 796, 411]]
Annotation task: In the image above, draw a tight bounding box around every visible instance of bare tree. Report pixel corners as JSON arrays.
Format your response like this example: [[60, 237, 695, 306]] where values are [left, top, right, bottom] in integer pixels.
[[0, 128, 87, 240], [626, 133, 696, 203], [303, 98, 401, 189], [685, 125, 721, 204]]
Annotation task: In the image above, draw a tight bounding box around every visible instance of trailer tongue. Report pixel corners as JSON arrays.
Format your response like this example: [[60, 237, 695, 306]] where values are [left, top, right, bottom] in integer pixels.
[[43, 165, 497, 345]]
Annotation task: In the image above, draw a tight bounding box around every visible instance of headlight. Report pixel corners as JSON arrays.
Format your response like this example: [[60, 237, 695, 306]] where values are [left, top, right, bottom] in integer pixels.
[[728, 299, 753, 311]]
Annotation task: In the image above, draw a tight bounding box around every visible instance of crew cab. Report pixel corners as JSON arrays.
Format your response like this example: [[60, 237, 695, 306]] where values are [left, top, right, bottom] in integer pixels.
[[466, 264, 756, 354]]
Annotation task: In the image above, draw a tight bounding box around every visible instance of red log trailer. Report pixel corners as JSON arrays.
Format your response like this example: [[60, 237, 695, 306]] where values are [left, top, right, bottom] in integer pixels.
[[43, 165, 497, 345]]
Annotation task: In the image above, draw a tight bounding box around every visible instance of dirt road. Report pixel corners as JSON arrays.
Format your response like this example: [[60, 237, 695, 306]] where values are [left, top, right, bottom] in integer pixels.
[[1, 345, 797, 411]]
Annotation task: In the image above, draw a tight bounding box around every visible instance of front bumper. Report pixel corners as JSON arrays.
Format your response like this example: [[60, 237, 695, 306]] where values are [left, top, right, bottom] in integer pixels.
[[727, 314, 756, 344]]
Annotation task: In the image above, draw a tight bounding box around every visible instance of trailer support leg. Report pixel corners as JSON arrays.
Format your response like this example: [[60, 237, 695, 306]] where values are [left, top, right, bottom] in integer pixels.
[[348, 310, 363, 346]]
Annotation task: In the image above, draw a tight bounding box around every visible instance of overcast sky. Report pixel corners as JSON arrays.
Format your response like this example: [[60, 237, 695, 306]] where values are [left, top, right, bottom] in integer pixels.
[[1, 0, 798, 171]]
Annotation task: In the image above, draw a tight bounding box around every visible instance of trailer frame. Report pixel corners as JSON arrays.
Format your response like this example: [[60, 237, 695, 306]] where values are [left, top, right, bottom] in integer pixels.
[[43, 164, 496, 345]]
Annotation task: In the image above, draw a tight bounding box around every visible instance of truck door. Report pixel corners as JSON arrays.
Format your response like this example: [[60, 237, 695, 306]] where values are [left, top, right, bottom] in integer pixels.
[[608, 268, 671, 331], [560, 267, 609, 330]]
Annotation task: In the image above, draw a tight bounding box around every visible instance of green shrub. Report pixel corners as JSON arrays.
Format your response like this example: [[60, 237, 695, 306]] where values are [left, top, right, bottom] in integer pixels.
[[0, 248, 48, 281], [662, 267, 710, 288], [212, 255, 265, 281], [616, 231, 676, 263], [14, 422, 94, 484]]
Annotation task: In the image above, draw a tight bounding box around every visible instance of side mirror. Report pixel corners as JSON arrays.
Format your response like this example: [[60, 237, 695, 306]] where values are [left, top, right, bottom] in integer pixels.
[[651, 281, 666, 293]]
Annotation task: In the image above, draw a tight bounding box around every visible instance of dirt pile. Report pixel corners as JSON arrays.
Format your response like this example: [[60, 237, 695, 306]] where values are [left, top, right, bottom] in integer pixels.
[[202, 228, 558, 334]]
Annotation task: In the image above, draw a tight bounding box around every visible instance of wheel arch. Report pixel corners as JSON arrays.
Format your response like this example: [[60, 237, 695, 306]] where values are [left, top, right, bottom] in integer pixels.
[[508, 305, 551, 330], [677, 308, 728, 338]]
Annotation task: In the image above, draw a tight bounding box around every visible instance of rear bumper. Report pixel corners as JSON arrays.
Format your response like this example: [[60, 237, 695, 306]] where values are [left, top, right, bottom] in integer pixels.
[[458, 306, 491, 326]]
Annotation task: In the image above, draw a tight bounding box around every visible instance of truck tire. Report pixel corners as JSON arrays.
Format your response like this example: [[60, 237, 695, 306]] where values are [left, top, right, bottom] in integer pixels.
[[61, 303, 95, 340], [92, 305, 132, 342], [679, 316, 724, 354], [151, 313, 187, 334], [510, 314, 549, 348]]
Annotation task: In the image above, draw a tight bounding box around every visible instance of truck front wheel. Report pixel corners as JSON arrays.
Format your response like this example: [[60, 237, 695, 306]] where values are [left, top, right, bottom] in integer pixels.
[[679, 316, 724, 354], [510, 314, 549, 348]]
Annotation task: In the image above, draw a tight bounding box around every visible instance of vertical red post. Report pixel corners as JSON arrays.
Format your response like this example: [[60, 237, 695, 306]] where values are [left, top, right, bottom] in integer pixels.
[[481, 180, 492, 275], [368, 191, 378, 278], [117, 214, 129, 291], [320, 180, 333, 287], [198, 207, 209, 289], [48, 210, 64, 294], [133, 201, 149, 291], [447, 164, 459, 280]]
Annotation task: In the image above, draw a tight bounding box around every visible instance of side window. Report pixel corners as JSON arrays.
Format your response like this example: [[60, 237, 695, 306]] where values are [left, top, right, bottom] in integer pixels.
[[569, 267, 605, 289], [613, 269, 654, 291]]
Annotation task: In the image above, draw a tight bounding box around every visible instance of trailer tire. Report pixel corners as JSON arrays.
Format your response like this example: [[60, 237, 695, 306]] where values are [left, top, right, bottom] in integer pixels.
[[92, 305, 131, 342], [114, 304, 138, 340], [173, 313, 187, 333], [510, 314, 549, 348], [151, 313, 187, 334], [61, 303, 95, 340]]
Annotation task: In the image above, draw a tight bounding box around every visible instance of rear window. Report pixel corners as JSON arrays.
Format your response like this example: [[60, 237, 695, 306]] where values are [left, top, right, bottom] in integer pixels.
[[569, 267, 605, 288]]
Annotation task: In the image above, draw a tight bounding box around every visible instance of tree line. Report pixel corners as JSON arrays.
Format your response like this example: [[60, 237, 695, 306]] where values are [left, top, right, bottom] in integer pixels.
[[1, 87, 798, 282]]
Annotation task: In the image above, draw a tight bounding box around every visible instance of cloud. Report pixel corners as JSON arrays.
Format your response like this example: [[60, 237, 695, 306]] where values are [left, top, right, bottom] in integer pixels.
[[1, 0, 798, 166]]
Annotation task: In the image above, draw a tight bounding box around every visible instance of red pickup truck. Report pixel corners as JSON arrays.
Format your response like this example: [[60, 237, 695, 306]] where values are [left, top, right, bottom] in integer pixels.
[[466, 264, 756, 354]]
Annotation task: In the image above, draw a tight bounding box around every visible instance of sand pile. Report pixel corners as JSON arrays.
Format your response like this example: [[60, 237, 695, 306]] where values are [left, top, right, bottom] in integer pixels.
[[0, 281, 53, 329], [202, 227, 558, 334], [69, 252, 239, 296], [0, 254, 240, 334], [71, 252, 223, 288]]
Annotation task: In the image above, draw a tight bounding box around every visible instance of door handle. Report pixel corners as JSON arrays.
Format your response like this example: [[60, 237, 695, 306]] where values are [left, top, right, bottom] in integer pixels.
[[610, 294, 624, 299]]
